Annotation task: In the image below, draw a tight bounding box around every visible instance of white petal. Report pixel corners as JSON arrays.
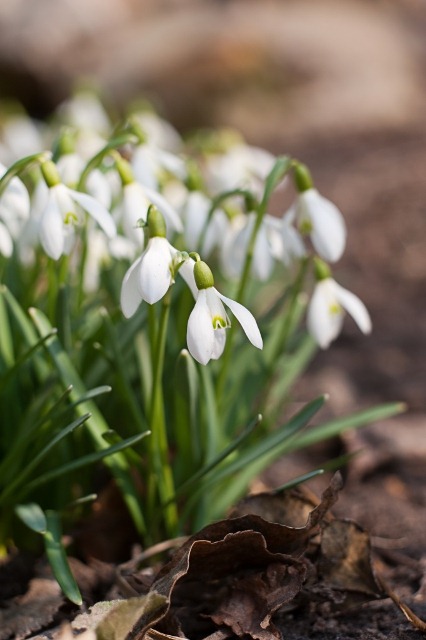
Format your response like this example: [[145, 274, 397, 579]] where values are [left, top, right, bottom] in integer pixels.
[[131, 145, 159, 190], [215, 289, 263, 350], [0, 220, 13, 257], [253, 222, 275, 281], [300, 189, 346, 262], [123, 182, 149, 244], [186, 290, 216, 365], [183, 191, 209, 249], [307, 279, 344, 348], [120, 255, 143, 318], [138, 237, 174, 304], [178, 257, 198, 299], [39, 192, 65, 260], [211, 329, 227, 360], [144, 186, 183, 233], [67, 187, 116, 238], [334, 283, 372, 335]]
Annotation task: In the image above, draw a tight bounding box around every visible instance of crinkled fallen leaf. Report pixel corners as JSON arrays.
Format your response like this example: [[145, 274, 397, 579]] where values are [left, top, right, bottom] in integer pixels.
[[0, 578, 63, 640], [92, 474, 343, 640]]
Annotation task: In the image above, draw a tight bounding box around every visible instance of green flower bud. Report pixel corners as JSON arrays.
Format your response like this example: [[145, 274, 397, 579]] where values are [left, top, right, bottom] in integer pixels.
[[313, 256, 332, 281], [194, 260, 214, 290], [147, 206, 167, 238], [294, 162, 314, 193], [115, 155, 135, 186], [41, 160, 61, 187]]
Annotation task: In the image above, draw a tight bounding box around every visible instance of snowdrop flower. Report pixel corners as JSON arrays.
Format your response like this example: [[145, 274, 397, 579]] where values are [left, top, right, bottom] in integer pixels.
[[266, 210, 306, 267], [181, 190, 228, 256], [120, 207, 194, 317], [0, 113, 45, 165], [307, 259, 372, 349], [56, 151, 112, 209], [131, 143, 187, 192], [288, 163, 347, 263], [115, 156, 182, 245], [221, 211, 285, 281], [37, 160, 116, 260], [205, 143, 277, 198], [186, 259, 263, 365], [0, 162, 30, 256]]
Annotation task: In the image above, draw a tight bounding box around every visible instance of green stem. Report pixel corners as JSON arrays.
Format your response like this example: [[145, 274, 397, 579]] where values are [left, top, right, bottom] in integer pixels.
[[0, 151, 50, 199], [147, 293, 178, 539], [76, 132, 137, 192]]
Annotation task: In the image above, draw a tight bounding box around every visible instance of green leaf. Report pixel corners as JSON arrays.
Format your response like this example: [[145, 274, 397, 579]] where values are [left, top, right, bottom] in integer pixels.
[[173, 349, 200, 481], [287, 401, 406, 452], [25, 431, 150, 492], [15, 503, 47, 533], [0, 413, 91, 505], [43, 510, 82, 605], [29, 307, 147, 537]]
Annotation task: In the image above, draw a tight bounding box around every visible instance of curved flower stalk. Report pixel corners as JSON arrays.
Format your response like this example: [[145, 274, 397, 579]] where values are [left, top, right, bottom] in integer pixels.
[[120, 207, 195, 317], [287, 163, 347, 263], [307, 259, 372, 348], [187, 259, 263, 365], [36, 160, 116, 260]]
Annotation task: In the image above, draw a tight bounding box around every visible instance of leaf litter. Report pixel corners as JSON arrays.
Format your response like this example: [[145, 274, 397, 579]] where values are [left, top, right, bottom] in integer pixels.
[[4, 473, 426, 639]]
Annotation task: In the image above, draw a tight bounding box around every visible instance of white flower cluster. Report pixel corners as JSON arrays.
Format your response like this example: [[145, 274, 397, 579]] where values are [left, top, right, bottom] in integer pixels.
[[0, 92, 371, 359]]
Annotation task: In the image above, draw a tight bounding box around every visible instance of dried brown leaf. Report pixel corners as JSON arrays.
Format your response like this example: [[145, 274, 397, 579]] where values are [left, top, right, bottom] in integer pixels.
[[318, 519, 381, 599], [0, 578, 63, 640]]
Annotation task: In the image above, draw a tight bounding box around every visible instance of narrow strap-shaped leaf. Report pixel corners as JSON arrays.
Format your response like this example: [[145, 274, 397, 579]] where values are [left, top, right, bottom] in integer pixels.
[[286, 401, 406, 452], [24, 431, 150, 493], [29, 307, 147, 537], [43, 510, 82, 605], [0, 413, 90, 505]]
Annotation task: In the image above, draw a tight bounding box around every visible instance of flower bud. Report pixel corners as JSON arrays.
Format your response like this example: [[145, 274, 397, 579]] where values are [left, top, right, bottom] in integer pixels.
[[147, 205, 167, 238], [115, 156, 135, 186], [194, 260, 214, 290], [313, 256, 332, 281], [41, 160, 61, 188], [293, 162, 313, 193]]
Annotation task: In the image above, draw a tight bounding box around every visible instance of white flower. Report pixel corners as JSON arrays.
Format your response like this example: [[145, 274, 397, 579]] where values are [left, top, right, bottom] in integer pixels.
[[205, 144, 277, 198], [221, 212, 281, 281], [307, 277, 372, 348], [131, 144, 187, 191], [38, 183, 116, 260], [181, 190, 227, 256], [0, 162, 30, 255], [56, 153, 113, 209], [187, 280, 263, 365], [290, 188, 346, 262]]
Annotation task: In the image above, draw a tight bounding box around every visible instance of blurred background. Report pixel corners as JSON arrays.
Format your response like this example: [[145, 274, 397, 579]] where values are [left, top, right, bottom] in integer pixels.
[[0, 0, 425, 416]]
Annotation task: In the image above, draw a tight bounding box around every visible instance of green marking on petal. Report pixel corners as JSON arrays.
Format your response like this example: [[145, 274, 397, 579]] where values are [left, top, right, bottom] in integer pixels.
[[329, 302, 342, 315], [64, 211, 78, 226], [299, 218, 313, 235], [212, 315, 229, 329]]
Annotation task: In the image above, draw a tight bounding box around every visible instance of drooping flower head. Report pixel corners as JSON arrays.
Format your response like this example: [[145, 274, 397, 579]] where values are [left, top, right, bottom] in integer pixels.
[[307, 257, 372, 349], [37, 160, 116, 260], [186, 258, 263, 365], [288, 163, 347, 263], [120, 206, 195, 317]]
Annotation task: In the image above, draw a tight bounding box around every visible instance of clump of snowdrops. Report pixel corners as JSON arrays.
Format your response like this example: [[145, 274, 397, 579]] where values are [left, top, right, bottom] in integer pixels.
[[0, 92, 402, 603]]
